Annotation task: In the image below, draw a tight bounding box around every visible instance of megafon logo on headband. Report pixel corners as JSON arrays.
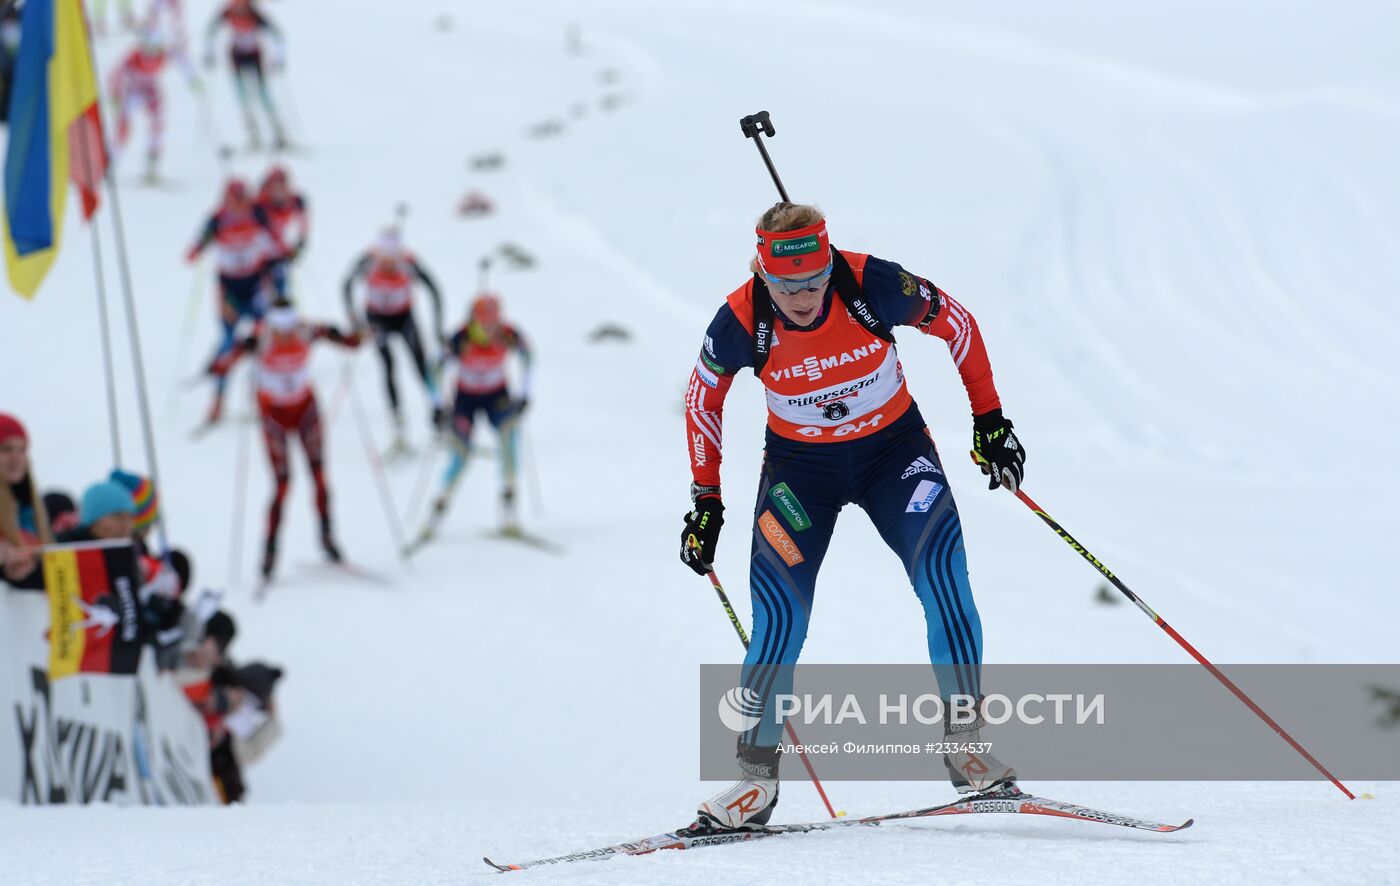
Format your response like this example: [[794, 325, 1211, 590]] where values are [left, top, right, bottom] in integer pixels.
[[771, 235, 821, 257]]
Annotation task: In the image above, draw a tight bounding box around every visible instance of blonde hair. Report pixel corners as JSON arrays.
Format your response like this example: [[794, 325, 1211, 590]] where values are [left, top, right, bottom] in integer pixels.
[[0, 465, 52, 546], [751, 202, 825, 273]]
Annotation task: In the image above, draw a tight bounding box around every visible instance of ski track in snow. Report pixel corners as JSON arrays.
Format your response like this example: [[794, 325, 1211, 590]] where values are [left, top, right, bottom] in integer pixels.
[[3, 0, 1399, 883]]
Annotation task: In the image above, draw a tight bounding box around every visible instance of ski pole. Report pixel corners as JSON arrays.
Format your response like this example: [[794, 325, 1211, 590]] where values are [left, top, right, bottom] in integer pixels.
[[229, 372, 256, 589], [348, 368, 411, 561], [739, 111, 790, 201], [972, 452, 1355, 799], [703, 567, 840, 819], [477, 256, 492, 292]]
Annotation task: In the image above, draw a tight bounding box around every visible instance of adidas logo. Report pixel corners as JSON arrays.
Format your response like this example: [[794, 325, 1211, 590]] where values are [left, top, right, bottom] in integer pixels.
[[901, 456, 942, 480]]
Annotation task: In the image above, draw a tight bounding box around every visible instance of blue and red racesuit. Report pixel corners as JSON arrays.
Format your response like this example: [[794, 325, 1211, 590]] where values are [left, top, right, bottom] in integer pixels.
[[685, 251, 1004, 753]]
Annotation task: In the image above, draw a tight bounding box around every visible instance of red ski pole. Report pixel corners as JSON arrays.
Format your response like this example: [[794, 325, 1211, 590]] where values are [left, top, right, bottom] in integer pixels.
[[974, 453, 1355, 799], [703, 568, 840, 819]]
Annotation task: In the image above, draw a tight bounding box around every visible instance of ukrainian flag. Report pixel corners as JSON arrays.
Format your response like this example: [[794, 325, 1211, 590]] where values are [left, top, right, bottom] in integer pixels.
[[3, 0, 106, 299]]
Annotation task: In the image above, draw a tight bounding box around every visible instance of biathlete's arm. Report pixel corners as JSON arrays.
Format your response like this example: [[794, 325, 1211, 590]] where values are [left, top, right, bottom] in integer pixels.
[[684, 304, 752, 492], [185, 215, 218, 262], [289, 195, 309, 255], [508, 326, 533, 400], [409, 258, 445, 342], [202, 9, 224, 63], [340, 254, 371, 327], [861, 256, 1002, 417], [253, 9, 286, 68], [207, 335, 257, 375], [252, 204, 289, 261], [310, 325, 361, 349]]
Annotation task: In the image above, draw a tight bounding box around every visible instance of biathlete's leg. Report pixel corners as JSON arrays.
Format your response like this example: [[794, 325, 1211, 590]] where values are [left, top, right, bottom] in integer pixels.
[[856, 427, 1014, 792], [259, 406, 293, 578], [739, 453, 842, 761], [144, 86, 162, 176], [485, 391, 520, 528], [367, 314, 402, 421], [295, 396, 339, 560], [699, 448, 843, 829], [249, 56, 286, 145], [399, 313, 443, 423], [857, 430, 981, 700], [209, 274, 256, 408], [431, 394, 477, 519]]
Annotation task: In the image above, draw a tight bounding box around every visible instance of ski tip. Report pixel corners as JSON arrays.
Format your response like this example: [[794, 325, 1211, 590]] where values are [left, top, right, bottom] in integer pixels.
[[1170, 818, 1194, 832], [482, 856, 518, 872]]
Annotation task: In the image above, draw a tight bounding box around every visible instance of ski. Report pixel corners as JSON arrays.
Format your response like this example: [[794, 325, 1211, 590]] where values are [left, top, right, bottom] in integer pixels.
[[383, 437, 416, 463], [483, 527, 565, 555], [299, 560, 393, 586], [482, 788, 1191, 872]]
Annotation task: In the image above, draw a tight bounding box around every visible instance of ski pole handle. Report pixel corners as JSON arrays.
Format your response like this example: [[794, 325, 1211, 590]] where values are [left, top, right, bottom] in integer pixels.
[[740, 111, 790, 202]]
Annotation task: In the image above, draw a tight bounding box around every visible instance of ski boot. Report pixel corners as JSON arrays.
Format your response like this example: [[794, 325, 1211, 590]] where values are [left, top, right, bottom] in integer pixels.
[[943, 708, 1017, 794], [320, 518, 343, 563], [260, 537, 277, 579], [142, 148, 160, 185], [695, 746, 781, 831], [499, 486, 520, 536], [385, 411, 412, 460], [244, 115, 263, 152]]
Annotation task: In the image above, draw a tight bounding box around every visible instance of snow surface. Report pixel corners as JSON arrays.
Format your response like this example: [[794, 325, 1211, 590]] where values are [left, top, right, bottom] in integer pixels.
[[3, 0, 1399, 882]]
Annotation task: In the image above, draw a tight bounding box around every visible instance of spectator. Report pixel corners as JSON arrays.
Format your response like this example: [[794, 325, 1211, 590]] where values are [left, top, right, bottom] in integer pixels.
[[58, 479, 137, 543], [109, 469, 160, 549], [0, 413, 51, 589]]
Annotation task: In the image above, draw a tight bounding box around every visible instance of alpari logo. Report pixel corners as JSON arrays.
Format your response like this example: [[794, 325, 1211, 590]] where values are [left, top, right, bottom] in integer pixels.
[[769, 339, 884, 383], [718, 686, 764, 733]]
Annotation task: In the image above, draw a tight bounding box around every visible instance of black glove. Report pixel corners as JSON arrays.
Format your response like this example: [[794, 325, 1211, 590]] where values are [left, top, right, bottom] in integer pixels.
[[513, 397, 529, 417], [680, 490, 724, 576], [972, 409, 1025, 492]]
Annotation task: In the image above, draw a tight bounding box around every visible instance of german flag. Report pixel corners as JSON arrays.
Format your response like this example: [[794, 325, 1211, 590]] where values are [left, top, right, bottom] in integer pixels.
[[43, 540, 141, 680]]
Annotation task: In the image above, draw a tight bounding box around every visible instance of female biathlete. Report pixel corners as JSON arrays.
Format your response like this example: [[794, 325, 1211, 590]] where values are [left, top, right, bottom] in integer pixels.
[[680, 203, 1027, 830]]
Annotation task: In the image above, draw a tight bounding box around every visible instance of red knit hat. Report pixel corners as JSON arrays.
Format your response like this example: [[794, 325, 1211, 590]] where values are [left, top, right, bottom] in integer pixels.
[[0, 413, 27, 444]]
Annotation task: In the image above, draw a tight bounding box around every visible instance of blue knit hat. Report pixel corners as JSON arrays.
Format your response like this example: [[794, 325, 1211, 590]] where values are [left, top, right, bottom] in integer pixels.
[[80, 481, 136, 526]]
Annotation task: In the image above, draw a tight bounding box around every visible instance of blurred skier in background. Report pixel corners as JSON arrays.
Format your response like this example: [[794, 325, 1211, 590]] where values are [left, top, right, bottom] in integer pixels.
[[256, 165, 308, 299], [186, 178, 285, 425], [341, 229, 445, 451], [680, 203, 1026, 830], [208, 299, 360, 582], [413, 293, 531, 546], [204, 0, 286, 150], [107, 25, 199, 183], [91, 0, 137, 39]]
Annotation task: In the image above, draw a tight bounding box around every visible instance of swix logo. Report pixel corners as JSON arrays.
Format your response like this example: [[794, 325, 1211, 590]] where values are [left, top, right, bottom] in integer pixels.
[[717, 686, 763, 732], [901, 456, 942, 480], [831, 413, 884, 438], [691, 431, 707, 466], [768, 339, 883, 383]]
